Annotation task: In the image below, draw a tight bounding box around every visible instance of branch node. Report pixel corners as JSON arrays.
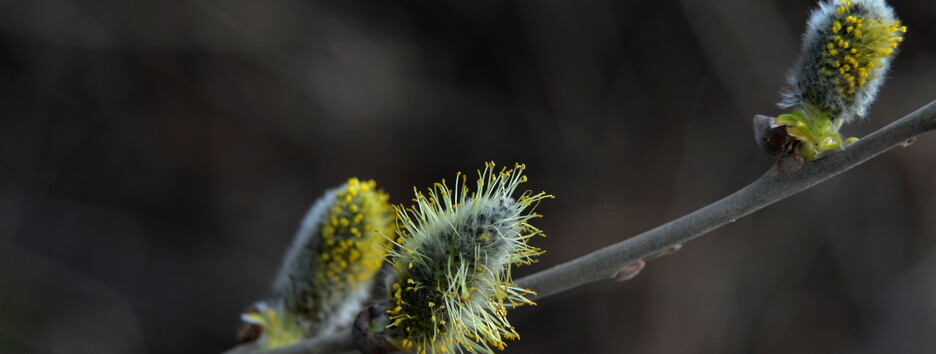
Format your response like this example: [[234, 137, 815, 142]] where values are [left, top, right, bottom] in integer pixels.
[[613, 260, 646, 282]]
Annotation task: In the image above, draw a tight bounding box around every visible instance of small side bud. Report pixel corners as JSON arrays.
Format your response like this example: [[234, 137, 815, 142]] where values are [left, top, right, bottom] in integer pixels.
[[753, 115, 794, 156], [614, 260, 646, 282], [236, 305, 264, 343], [352, 306, 400, 354]]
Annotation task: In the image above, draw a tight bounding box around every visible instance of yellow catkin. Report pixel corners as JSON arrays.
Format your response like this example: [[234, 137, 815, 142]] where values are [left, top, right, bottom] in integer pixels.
[[779, 0, 905, 123], [818, 1, 904, 105], [382, 162, 552, 354], [769, 0, 906, 160], [242, 178, 394, 349]]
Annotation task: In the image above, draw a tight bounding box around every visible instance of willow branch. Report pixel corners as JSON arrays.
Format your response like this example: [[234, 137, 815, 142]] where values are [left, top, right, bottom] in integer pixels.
[[225, 100, 936, 353], [515, 99, 936, 300]]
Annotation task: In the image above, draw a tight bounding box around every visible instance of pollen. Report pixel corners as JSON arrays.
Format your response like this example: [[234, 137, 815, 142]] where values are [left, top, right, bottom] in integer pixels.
[[769, 0, 906, 160], [255, 178, 394, 348], [817, 0, 904, 110], [383, 162, 551, 354], [779, 0, 906, 124], [307, 179, 393, 304]]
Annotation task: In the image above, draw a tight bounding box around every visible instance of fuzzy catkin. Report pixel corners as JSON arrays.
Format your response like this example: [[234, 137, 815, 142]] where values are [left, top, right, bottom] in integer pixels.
[[242, 178, 394, 349], [383, 162, 552, 354], [779, 0, 905, 122]]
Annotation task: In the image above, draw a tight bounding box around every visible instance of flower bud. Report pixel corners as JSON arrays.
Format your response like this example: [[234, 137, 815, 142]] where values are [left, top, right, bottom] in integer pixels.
[[779, 0, 905, 122], [761, 0, 906, 160], [241, 178, 394, 349]]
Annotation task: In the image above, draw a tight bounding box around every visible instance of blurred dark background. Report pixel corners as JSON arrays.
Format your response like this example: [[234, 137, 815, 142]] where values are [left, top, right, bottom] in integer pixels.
[[2, 0, 935, 353]]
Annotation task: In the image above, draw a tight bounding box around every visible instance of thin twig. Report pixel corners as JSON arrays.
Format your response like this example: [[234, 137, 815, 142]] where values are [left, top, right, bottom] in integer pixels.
[[225, 99, 936, 353], [515, 99, 936, 300]]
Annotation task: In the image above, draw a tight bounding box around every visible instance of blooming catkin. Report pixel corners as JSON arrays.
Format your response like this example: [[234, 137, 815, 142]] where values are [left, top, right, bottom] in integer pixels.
[[760, 0, 906, 160], [779, 0, 905, 122], [381, 162, 552, 354], [241, 178, 394, 349]]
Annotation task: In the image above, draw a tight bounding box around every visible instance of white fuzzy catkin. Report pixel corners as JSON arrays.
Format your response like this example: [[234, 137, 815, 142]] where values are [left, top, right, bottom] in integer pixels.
[[778, 0, 905, 122], [242, 178, 393, 349], [383, 162, 552, 354]]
